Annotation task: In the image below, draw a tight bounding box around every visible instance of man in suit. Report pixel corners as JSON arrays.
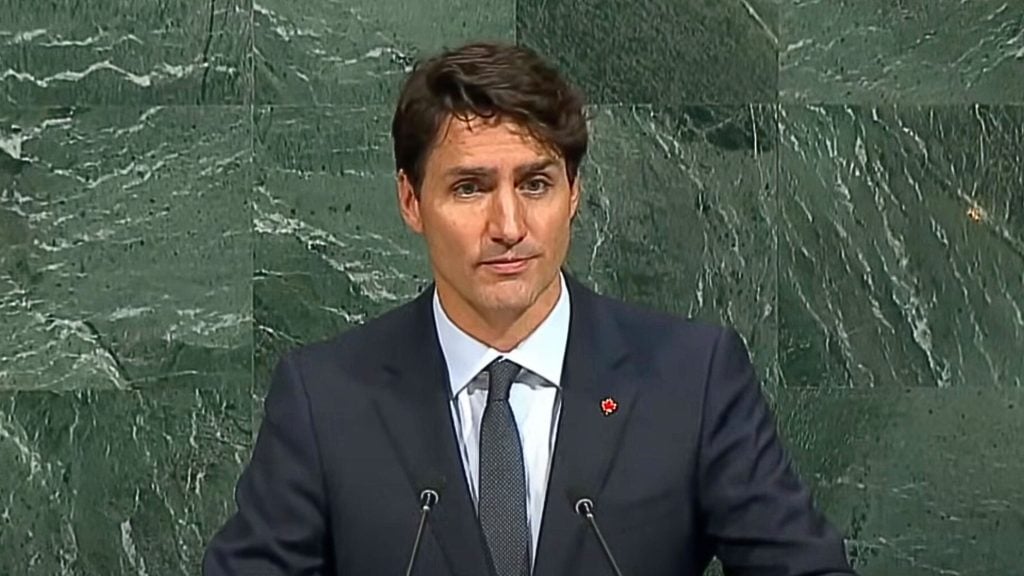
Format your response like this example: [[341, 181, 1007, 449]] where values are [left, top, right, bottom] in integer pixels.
[[203, 41, 857, 576]]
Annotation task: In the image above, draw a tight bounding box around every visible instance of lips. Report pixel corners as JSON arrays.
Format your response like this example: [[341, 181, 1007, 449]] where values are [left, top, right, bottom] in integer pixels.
[[482, 257, 529, 265], [480, 256, 534, 274]]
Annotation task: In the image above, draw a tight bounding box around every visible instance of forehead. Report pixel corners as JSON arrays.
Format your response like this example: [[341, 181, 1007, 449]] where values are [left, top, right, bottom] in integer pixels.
[[427, 115, 559, 168]]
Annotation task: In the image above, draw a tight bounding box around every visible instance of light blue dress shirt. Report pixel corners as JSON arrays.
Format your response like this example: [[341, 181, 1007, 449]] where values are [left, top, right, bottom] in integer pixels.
[[432, 272, 570, 566]]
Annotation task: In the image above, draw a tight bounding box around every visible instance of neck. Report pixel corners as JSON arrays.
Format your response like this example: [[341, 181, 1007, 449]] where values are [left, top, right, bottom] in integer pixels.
[[437, 276, 562, 353]]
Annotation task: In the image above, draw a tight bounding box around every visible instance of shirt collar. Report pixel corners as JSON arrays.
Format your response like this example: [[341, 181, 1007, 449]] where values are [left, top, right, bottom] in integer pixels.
[[433, 272, 571, 398]]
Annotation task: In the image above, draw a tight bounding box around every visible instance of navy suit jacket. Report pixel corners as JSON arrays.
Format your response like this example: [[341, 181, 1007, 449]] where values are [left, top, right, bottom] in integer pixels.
[[203, 273, 856, 576]]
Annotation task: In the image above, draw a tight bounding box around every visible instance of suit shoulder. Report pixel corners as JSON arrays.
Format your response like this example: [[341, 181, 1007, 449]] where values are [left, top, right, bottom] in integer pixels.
[[591, 294, 750, 396]]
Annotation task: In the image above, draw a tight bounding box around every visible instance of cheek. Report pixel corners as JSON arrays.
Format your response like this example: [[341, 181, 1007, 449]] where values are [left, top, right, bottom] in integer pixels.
[[538, 216, 572, 246], [426, 216, 479, 258]]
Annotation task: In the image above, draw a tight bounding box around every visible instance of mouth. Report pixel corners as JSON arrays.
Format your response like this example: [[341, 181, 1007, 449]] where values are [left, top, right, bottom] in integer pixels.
[[479, 256, 535, 275]]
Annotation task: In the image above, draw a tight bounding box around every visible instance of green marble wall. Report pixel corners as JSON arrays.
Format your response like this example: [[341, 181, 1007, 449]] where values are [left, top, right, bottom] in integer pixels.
[[1, 0, 1021, 574]]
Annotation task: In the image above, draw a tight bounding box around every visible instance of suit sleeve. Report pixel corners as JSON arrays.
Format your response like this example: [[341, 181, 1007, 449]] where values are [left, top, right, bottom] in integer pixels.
[[696, 328, 857, 576], [203, 352, 328, 576]]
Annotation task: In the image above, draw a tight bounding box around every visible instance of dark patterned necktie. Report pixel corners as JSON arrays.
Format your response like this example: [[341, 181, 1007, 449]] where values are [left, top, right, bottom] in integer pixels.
[[478, 358, 531, 576]]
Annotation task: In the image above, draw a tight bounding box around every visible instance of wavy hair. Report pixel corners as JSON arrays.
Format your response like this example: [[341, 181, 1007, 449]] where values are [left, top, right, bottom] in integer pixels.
[[391, 42, 589, 195]]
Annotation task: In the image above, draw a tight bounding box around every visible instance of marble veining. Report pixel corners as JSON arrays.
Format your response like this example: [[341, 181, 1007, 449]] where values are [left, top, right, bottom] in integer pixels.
[[0, 0, 251, 105], [780, 105, 1024, 388], [1, 0, 1023, 574], [0, 386, 251, 575], [0, 107, 252, 391], [775, 387, 1024, 574], [517, 0, 779, 105], [253, 0, 513, 105], [570, 104, 779, 389], [781, 0, 1024, 103]]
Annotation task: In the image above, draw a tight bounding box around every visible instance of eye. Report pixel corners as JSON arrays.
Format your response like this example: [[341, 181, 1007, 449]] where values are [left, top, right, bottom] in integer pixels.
[[522, 178, 552, 194], [453, 181, 481, 197]]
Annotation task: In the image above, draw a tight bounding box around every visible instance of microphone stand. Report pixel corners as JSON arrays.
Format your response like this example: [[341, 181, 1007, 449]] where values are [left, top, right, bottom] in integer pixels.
[[575, 497, 625, 576], [404, 488, 440, 576]]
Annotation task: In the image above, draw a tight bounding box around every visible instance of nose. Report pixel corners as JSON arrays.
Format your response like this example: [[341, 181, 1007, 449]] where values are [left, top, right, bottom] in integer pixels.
[[487, 185, 527, 247]]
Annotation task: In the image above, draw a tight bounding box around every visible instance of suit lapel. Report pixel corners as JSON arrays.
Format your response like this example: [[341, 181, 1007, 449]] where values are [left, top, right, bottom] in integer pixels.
[[370, 287, 493, 576], [368, 274, 638, 576], [533, 274, 639, 576]]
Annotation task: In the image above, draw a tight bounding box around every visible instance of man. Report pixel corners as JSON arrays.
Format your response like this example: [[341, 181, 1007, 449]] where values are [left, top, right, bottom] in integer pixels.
[[203, 42, 857, 576]]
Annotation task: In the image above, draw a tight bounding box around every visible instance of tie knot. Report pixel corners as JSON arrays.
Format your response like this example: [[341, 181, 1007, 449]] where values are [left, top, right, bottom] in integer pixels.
[[486, 359, 520, 402]]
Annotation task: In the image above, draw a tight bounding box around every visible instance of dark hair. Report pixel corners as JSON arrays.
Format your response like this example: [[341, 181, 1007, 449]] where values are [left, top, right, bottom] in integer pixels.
[[391, 41, 588, 195]]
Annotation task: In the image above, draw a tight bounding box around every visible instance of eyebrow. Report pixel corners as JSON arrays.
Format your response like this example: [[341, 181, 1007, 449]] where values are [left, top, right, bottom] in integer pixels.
[[443, 158, 560, 180]]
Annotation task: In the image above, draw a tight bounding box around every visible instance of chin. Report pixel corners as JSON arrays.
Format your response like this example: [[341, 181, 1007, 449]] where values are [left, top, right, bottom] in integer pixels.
[[474, 283, 536, 312]]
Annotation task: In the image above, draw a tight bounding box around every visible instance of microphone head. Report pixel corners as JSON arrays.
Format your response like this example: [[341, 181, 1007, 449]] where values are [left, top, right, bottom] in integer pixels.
[[575, 497, 594, 517], [418, 474, 446, 507], [566, 486, 594, 516], [420, 488, 439, 507]]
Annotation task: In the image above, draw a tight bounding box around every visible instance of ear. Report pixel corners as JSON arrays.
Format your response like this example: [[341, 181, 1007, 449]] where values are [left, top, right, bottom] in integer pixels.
[[568, 174, 582, 221], [396, 170, 424, 234]]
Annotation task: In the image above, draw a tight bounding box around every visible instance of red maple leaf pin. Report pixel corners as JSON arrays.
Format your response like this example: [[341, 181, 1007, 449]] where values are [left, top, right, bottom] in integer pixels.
[[600, 397, 618, 416]]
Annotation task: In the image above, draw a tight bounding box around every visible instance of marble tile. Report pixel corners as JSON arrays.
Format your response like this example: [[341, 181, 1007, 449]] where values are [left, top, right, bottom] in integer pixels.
[[774, 387, 1024, 575], [253, 0, 514, 105], [0, 106, 252, 391], [0, 0, 251, 106], [517, 0, 779, 105], [779, 105, 1024, 388], [570, 105, 779, 387], [0, 383, 251, 575], [780, 0, 1024, 104], [252, 105, 430, 406]]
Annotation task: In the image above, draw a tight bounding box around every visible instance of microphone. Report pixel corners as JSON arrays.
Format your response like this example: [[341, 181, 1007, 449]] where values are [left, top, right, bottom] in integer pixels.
[[404, 479, 444, 576], [569, 490, 625, 576]]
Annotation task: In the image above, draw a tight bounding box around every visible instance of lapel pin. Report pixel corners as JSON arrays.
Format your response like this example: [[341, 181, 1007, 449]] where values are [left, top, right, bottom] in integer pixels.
[[600, 397, 618, 416]]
